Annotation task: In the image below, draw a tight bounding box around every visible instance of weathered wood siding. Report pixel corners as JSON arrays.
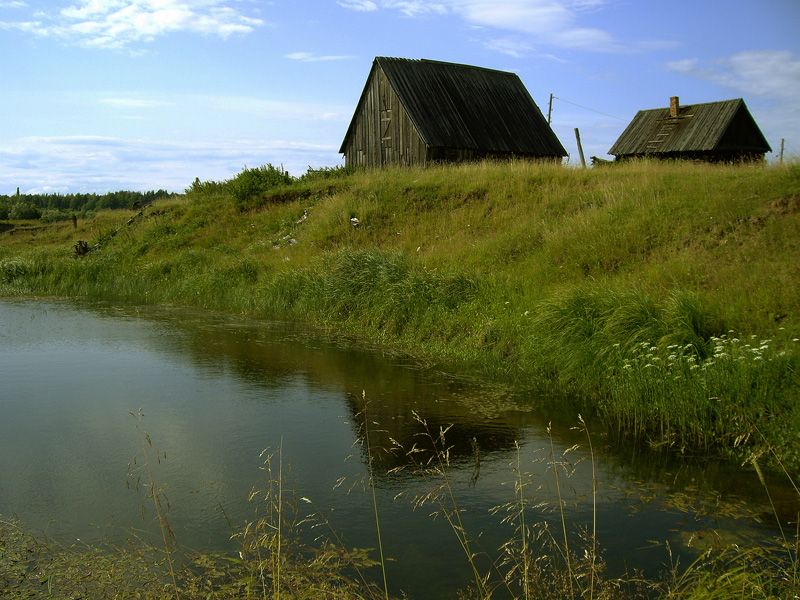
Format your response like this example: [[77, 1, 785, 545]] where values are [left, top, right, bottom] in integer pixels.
[[342, 66, 428, 168], [341, 57, 567, 168]]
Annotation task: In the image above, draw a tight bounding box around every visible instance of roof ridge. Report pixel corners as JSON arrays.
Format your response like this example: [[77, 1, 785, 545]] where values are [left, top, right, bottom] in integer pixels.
[[639, 98, 744, 113], [376, 56, 515, 76]]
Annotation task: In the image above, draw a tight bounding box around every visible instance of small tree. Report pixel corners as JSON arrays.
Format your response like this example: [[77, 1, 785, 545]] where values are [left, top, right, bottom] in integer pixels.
[[9, 202, 41, 220]]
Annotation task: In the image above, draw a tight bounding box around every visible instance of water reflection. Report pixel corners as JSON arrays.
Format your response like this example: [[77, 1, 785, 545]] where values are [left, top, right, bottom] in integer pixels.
[[0, 299, 794, 599]]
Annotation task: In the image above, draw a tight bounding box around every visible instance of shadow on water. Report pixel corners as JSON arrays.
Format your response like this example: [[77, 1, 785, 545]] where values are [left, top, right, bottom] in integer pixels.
[[1, 299, 796, 598]]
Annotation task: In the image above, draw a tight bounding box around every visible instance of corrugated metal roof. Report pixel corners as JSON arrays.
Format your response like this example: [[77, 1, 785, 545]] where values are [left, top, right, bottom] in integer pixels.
[[342, 57, 566, 157], [608, 98, 771, 156]]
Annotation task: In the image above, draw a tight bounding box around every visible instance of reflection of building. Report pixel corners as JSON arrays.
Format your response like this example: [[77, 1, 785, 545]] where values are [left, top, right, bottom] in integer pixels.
[[609, 97, 771, 162], [342, 389, 528, 474], [341, 57, 566, 168]]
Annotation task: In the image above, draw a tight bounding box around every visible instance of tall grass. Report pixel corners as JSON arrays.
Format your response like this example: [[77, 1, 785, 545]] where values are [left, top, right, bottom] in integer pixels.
[[1, 159, 799, 465]]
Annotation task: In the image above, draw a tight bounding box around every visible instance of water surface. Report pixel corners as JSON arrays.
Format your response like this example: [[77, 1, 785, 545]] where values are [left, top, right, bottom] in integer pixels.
[[0, 300, 790, 598]]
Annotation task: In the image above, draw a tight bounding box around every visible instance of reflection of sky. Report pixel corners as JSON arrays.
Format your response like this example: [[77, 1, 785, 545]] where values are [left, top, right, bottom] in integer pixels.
[[0, 300, 789, 598]]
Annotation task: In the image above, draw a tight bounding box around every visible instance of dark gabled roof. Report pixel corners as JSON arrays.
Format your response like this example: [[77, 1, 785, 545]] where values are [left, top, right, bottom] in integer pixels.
[[608, 98, 771, 157], [340, 57, 566, 157]]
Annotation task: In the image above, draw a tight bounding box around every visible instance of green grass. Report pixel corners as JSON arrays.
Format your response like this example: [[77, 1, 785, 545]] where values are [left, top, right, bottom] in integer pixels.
[[1, 159, 799, 467]]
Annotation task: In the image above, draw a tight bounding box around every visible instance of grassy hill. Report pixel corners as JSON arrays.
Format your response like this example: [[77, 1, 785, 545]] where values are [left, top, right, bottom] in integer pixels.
[[2, 159, 799, 466]]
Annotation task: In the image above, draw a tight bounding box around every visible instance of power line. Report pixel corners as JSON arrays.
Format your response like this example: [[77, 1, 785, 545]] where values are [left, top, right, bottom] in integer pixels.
[[551, 96, 628, 121]]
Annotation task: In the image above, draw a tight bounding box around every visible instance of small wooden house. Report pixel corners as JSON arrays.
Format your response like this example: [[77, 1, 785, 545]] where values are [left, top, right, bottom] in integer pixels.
[[609, 97, 771, 162], [340, 57, 566, 168]]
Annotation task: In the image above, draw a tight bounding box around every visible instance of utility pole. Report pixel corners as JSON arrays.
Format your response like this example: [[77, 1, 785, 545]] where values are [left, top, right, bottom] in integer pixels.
[[574, 128, 586, 168], [547, 93, 553, 124]]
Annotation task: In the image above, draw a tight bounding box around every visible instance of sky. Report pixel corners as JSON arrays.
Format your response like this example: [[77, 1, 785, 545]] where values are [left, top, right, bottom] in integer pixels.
[[1, 0, 799, 194]]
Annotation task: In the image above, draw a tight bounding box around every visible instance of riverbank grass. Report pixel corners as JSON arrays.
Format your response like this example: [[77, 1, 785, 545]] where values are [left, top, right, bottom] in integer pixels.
[[1, 160, 799, 466]]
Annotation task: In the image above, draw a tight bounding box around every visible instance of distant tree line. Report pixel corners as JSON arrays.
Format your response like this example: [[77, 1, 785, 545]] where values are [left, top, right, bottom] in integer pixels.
[[0, 189, 174, 222]]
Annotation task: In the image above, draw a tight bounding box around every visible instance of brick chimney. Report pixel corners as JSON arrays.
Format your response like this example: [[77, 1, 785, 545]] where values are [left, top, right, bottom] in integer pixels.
[[670, 96, 680, 118]]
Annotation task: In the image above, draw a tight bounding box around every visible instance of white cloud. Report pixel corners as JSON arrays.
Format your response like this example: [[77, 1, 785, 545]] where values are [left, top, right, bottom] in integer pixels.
[[383, 1, 448, 17], [481, 37, 532, 58], [339, 0, 663, 53], [666, 50, 800, 159], [285, 52, 355, 62], [0, 1, 28, 7], [453, 0, 632, 51], [1, 135, 342, 194], [667, 50, 800, 101], [339, 0, 446, 16], [1, 0, 264, 50], [337, 0, 378, 11], [99, 97, 173, 108]]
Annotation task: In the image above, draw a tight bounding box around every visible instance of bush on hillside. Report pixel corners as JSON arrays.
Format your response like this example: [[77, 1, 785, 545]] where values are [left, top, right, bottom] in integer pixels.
[[9, 202, 41, 220], [230, 164, 294, 210]]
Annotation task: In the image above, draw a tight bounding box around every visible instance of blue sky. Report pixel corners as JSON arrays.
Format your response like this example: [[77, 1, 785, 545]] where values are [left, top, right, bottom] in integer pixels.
[[2, 0, 799, 194]]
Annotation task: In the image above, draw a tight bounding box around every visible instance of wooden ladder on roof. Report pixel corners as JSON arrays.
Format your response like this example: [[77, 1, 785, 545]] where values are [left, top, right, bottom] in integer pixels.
[[645, 118, 680, 153]]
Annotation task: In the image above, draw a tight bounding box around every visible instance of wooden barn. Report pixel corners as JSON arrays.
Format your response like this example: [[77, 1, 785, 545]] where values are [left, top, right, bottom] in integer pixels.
[[339, 57, 566, 168], [609, 97, 771, 162]]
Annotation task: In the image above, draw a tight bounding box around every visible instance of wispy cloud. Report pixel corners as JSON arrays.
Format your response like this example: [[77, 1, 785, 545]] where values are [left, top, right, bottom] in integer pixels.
[[337, 0, 378, 11], [383, 1, 448, 17], [339, 0, 446, 17], [99, 97, 173, 108], [1, 135, 341, 194], [666, 50, 800, 157], [338, 0, 669, 53], [0, 0, 264, 50], [285, 52, 355, 62], [667, 50, 800, 101]]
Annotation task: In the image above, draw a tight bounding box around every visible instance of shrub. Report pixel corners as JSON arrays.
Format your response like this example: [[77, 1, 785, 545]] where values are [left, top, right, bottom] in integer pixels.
[[40, 209, 73, 223], [230, 164, 294, 209], [298, 164, 361, 183], [9, 202, 41, 220]]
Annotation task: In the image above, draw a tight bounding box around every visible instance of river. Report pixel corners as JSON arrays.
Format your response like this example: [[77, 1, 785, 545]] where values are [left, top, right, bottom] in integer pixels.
[[0, 299, 792, 598]]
